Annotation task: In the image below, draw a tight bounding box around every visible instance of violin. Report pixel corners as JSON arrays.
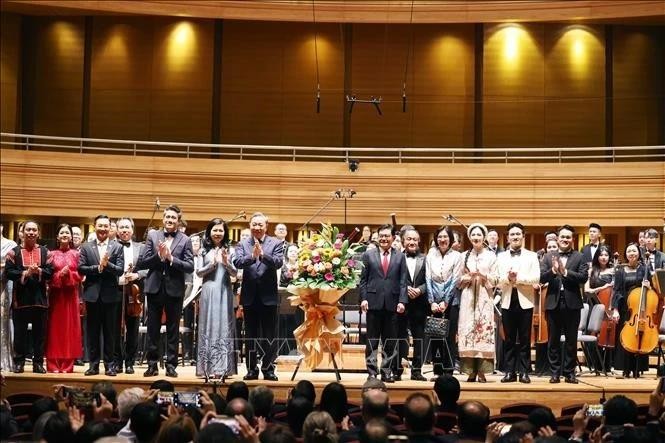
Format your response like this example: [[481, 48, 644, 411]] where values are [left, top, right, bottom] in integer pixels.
[[125, 263, 142, 318], [596, 253, 618, 349], [619, 251, 659, 354]]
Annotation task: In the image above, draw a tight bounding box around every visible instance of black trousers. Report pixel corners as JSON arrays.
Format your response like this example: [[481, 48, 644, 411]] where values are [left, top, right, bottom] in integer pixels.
[[547, 307, 580, 377], [502, 292, 533, 375], [13, 307, 47, 365], [244, 304, 278, 374], [397, 311, 426, 375], [114, 299, 140, 369], [446, 304, 460, 365], [365, 310, 397, 377], [86, 299, 119, 369], [146, 289, 183, 368], [430, 311, 453, 375]]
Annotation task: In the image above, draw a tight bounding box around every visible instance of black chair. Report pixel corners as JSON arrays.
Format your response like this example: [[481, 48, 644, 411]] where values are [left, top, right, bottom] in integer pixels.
[[500, 402, 547, 415]]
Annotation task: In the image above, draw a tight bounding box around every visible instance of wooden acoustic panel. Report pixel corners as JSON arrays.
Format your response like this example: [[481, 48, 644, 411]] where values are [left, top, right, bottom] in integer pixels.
[[1, 149, 663, 229], [0, 13, 20, 133]]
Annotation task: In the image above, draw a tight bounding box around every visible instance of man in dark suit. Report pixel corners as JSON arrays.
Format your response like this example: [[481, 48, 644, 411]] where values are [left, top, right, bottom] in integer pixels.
[[113, 217, 147, 375], [136, 205, 194, 378], [581, 222, 604, 264], [540, 224, 588, 384], [397, 227, 427, 381], [233, 212, 284, 381], [78, 214, 125, 376], [644, 228, 665, 272], [360, 224, 407, 383]]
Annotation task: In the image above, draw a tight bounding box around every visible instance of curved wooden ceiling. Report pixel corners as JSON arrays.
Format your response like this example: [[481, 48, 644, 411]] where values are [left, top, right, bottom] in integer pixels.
[[2, 1, 664, 24]]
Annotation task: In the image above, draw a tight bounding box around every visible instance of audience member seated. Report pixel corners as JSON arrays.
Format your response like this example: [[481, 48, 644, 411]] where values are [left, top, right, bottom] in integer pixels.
[[260, 423, 297, 443], [293, 380, 317, 404], [209, 392, 227, 414], [302, 411, 338, 443], [320, 382, 349, 427], [23, 396, 59, 433], [150, 379, 175, 392], [34, 410, 75, 443], [129, 402, 163, 443], [441, 400, 489, 442], [227, 381, 250, 402], [286, 395, 314, 438], [359, 419, 393, 443], [0, 403, 19, 439], [155, 415, 197, 443], [528, 407, 558, 435], [198, 422, 240, 443], [433, 375, 461, 413], [225, 398, 256, 426], [403, 392, 442, 443], [75, 420, 117, 443], [340, 389, 391, 443], [250, 385, 275, 421]]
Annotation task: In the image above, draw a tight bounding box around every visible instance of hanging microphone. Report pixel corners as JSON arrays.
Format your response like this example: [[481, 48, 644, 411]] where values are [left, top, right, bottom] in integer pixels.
[[155, 197, 161, 210]]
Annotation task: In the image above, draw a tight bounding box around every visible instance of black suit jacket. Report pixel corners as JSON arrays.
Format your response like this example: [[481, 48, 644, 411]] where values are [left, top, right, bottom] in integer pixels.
[[136, 230, 194, 297], [540, 251, 588, 311], [647, 249, 665, 271], [360, 247, 408, 311], [404, 252, 428, 318], [78, 240, 124, 303], [581, 243, 604, 264], [232, 235, 284, 306]]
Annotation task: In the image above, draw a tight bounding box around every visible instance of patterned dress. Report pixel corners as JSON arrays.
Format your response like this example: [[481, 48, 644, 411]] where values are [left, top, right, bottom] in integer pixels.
[[458, 248, 497, 375]]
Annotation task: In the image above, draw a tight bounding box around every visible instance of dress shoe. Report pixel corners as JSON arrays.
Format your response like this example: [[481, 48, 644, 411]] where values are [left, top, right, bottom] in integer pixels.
[[411, 373, 427, 381], [381, 374, 395, 383], [394, 374, 402, 382], [466, 373, 477, 382], [165, 367, 178, 378], [519, 373, 531, 384], [263, 373, 278, 382], [85, 366, 99, 376], [125, 366, 134, 375], [33, 363, 46, 374], [549, 376, 560, 384], [105, 368, 117, 377], [14, 363, 24, 373], [477, 373, 487, 383], [74, 359, 84, 366], [143, 364, 158, 377], [243, 370, 259, 381], [501, 373, 517, 383], [565, 375, 578, 384]]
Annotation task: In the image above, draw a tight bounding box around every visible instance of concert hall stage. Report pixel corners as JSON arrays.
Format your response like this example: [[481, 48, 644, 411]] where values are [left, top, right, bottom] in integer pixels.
[[3, 365, 657, 414]]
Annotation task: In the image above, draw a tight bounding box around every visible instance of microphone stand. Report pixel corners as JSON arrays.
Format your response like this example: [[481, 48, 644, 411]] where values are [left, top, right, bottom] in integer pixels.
[[298, 195, 337, 231]]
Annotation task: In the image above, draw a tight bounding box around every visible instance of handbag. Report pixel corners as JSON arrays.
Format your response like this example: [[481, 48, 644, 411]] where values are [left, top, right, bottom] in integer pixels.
[[424, 316, 449, 337]]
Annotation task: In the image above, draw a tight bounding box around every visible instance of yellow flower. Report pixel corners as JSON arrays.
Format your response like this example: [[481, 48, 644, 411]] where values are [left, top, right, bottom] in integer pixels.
[[324, 262, 333, 270], [341, 266, 349, 275]]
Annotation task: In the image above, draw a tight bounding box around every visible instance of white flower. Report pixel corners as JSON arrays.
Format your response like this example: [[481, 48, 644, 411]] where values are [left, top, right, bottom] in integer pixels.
[[331, 257, 341, 265]]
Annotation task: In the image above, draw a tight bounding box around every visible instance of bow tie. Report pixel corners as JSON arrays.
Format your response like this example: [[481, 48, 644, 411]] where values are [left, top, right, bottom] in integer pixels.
[[510, 249, 521, 256], [558, 250, 572, 257], [119, 241, 131, 248], [164, 231, 176, 238], [405, 252, 418, 258]]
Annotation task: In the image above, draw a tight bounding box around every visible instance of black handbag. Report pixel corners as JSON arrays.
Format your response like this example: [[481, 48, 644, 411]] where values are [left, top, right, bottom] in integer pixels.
[[424, 316, 449, 337]]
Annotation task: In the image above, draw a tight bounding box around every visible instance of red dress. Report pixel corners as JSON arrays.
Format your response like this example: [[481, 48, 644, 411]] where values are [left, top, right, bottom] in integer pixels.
[[45, 248, 82, 372]]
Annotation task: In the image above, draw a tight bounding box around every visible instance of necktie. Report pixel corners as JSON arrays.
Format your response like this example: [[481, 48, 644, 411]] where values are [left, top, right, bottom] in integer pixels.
[[510, 249, 521, 256], [381, 251, 389, 275]]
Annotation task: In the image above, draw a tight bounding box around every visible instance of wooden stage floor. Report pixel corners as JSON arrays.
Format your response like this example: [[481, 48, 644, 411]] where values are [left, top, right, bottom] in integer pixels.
[[2, 364, 658, 415]]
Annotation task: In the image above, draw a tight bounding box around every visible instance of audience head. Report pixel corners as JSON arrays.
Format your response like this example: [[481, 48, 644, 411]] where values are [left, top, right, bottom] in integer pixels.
[[286, 395, 314, 437], [433, 374, 461, 411], [118, 387, 146, 421], [197, 423, 240, 443], [155, 415, 197, 443], [209, 392, 227, 414], [150, 379, 174, 392], [227, 381, 249, 401], [249, 386, 275, 419], [320, 382, 348, 423], [30, 396, 59, 426], [603, 394, 638, 426], [359, 419, 392, 443], [362, 389, 389, 423], [528, 407, 557, 433], [458, 401, 490, 440], [224, 398, 255, 425], [404, 392, 435, 434], [36, 411, 74, 443], [259, 424, 297, 443], [91, 381, 118, 410], [130, 402, 162, 443], [292, 380, 316, 404], [75, 419, 117, 443], [302, 411, 337, 443]]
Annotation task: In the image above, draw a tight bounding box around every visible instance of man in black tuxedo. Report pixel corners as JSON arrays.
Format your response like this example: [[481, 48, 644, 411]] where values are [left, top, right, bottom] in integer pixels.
[[233, 212, 284, 381], [644, 228, 665, 272], [113, 217, 147, 375], [137, 205, 194, 378], [540, 224, 588, 384], [581, 222, 603, 264], [397, 227, 428, 381], [78, 214, 125, 376], [360, 224, 407, 383]]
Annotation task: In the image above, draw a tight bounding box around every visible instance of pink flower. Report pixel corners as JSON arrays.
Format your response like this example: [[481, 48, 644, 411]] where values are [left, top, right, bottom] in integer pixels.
[[312, 255, 321, 263], [324, 272, 334, 281], [334, 241, 342, 250], [337, 233, 345, 239], [347, 259, 356, 268]]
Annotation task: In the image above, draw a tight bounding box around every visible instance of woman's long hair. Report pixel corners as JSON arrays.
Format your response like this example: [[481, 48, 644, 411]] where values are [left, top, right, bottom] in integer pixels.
[[202, 218, 230, 253]]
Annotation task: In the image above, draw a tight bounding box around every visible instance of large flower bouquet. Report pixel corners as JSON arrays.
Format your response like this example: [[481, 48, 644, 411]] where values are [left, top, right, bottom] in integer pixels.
[[290, 223, 363, 290], [287, 223, 363, 369]]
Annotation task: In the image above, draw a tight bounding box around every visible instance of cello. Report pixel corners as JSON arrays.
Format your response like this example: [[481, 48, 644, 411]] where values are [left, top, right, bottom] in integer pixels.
[[619, 251, 659, 355], [596, 253, 618, 349]]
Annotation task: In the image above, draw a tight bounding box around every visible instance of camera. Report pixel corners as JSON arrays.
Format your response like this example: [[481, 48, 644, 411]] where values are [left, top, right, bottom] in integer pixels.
[[174, 392, 201, 408], [587, 404, 604, 417], [68, 389, 100, 409], [156, 391, 175, 406], [210, 416, 240, 434]]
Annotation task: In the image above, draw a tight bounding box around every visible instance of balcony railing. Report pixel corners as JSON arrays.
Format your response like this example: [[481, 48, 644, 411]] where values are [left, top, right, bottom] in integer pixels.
[[1, 132, 663, 163]]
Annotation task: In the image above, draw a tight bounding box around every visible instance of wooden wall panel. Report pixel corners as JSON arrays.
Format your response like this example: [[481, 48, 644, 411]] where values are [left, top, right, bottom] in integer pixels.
[[544, 25, 605, 147], [613, 26, 664, 146], [483, 23, 545, 148], [0, 13, 20, 133], [32, 17, 85, 137], [350, 24, 475, 148], [90, 17, 214, 143], [220, 21, 344, 146], [2, 149, 663, 229]]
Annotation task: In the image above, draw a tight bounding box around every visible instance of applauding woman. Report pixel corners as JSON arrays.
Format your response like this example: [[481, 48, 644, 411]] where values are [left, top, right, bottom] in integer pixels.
[[46, 224, 83, 373], [196, 218, 237, 379]]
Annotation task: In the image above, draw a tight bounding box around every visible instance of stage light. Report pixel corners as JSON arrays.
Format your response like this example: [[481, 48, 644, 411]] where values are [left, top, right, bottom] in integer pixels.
[[167, 21, 197, 65]]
